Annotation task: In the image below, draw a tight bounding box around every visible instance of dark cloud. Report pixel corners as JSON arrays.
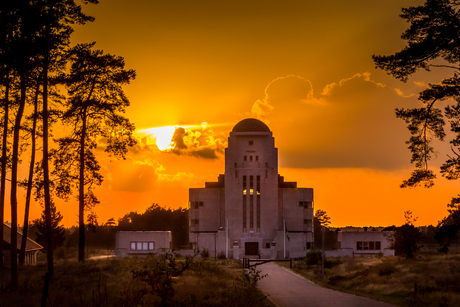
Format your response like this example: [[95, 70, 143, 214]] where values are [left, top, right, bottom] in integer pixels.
[[165, 124, 226, 159]]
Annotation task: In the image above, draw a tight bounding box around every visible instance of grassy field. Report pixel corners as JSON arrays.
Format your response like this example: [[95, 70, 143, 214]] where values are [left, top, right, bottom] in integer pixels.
[[0, 254, 272, 307], [284, 253, 460, 307]]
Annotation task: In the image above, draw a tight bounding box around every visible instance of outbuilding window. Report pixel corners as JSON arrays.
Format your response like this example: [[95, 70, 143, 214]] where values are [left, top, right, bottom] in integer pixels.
[[356, 241, 381, 250]]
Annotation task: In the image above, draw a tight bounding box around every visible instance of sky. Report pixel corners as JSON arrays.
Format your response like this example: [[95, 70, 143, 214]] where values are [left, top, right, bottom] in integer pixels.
[[7, 0, 460, 227]]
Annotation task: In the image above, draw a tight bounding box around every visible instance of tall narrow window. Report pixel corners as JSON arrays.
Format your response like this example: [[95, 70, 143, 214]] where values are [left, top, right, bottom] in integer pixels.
[[249, 140, 253, 145], [243, 176, 247, 230], [250, 156, 253, 161], [256, 175, 260, 229], [250, 176, 254, 229]]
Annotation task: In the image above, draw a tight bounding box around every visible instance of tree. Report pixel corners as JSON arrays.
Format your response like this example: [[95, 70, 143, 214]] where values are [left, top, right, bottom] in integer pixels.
[[313, 209, 337, 249], [386, 211, 424, 258], [435, 197, 460, 255], [315, 209, 331, 227], [34, 203, 66, 252], [36, 0, 98, 276], [373, 0, 460, 189], [54, 43, 136, 262], [19, 76, 41, 265]]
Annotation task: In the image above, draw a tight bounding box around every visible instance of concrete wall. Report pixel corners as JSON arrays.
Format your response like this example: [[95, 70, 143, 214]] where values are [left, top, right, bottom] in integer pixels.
[[116, 231, 172, 257], [225, 131, 278, 243], [338, 231, 394, 255]]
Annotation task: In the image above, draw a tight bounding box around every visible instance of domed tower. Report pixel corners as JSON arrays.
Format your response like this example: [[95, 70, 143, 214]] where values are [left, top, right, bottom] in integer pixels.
[[189, 118, 314, 259]]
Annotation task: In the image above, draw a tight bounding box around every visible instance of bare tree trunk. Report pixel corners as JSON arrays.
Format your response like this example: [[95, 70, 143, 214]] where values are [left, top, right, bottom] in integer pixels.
[[78, 108, 87, 262], [0, 69, 10, 269], [42, 46, 54, 276], [10, 72, 27, 289], [19, 78, 40, 265]]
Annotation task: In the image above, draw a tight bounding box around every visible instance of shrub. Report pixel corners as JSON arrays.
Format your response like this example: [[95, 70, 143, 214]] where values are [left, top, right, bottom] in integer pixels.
[[324, 257, 342, 269], [217, 251, 226, 259], [241, 266, 267, 286], [305, 250, 322, 266], [375, 260, 396, 276], [201, 248, 209, 258]]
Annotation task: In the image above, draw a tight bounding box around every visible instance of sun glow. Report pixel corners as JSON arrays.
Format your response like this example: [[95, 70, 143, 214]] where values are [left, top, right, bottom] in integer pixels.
[[137, 126, 178, 150], [136, 122, 231, 151]]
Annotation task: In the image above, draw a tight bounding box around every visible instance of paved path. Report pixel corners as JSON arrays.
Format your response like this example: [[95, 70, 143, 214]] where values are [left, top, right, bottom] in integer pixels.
[[257, 262, 394, 307]]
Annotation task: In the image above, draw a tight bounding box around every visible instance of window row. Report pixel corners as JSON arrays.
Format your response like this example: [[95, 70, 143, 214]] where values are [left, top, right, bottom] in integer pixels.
[[190, 219, 199, 226], [303, 219, 313, 226], [244, 155, 259, 162], [299, 201, 313, 208], [356, 241, 381, 250], [130, 241, 155, 251], [190, 201, 203, 209]]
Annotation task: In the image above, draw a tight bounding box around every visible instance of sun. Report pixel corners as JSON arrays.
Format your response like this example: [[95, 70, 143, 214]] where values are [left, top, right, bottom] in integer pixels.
[[137, 126, 178, 150]]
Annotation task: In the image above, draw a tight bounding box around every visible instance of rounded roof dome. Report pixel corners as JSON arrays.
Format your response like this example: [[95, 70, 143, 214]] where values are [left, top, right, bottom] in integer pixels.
[[232, 118, 270, 132]]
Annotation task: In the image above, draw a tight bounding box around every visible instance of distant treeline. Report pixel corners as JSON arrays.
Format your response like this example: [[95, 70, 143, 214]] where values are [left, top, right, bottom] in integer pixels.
[[117, 204, 189, 249], [29, 204, 189, 252]]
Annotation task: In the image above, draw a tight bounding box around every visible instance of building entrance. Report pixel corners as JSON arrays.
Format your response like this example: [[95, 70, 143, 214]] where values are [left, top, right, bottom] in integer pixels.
[[245, 242, 259, 255]]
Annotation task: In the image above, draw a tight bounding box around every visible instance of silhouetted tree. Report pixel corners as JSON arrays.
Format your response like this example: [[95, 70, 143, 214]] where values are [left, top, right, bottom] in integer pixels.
[[373, 0, 460, 189], [386, 211, 424, 258], [313, 209, 336, 249], [35, 203, 66, 253], [37, 0, 98, 275], [435, 197, 460, 255], [19, 77, 41, 265], [315, 209, 331, 227], [53, 43, 136, 262]]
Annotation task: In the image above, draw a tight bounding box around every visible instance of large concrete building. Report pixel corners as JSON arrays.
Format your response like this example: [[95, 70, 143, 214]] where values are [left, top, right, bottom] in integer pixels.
[[189, 118, 314, 259]]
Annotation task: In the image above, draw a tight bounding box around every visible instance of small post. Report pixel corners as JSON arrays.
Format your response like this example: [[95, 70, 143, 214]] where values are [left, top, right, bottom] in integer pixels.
[[41, 272, 51, 307], [290, 258, 292, 268], [283, 220, 286, 258], [322, 225, 325, 277]]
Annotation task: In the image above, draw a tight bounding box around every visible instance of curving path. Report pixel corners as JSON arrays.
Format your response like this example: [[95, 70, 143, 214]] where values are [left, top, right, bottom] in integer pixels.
[[256, 262, 394, 307]]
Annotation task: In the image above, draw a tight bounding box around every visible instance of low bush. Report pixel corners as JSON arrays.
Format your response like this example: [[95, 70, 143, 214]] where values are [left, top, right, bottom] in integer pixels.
[[201, 248, 209, 258], [305, 250, 322, 266]]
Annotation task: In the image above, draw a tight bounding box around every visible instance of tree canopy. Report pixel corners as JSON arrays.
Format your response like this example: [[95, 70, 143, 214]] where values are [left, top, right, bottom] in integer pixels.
[[373, 0, 460, 188]]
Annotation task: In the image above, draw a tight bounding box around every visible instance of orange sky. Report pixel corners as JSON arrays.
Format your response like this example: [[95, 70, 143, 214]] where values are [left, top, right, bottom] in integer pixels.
[[6, 0, 460, 227]]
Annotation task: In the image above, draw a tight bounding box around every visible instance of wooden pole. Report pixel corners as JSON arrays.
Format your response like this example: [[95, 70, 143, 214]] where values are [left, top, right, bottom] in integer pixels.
[[322, 225, 325, 277]]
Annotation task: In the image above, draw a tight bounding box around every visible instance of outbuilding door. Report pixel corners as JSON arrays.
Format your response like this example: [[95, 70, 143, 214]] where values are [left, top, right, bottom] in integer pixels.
[[245, 242, 259, 255]]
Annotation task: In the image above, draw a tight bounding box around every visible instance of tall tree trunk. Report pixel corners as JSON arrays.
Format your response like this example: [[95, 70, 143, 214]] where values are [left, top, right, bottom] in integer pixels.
[[0, 69, 10, 269], [42, 46, 54, 276], [19, 78, 40, 265], [10, 72, 27, 289], [78, 107, 87, 262]]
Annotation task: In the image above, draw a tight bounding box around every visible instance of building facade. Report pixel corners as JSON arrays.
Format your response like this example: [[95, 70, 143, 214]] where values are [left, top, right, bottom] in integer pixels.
[[337, 230, 395, 257], [2, 223, 43, 266], [115, 231, 172, 257], [189, 118, 314, 259]]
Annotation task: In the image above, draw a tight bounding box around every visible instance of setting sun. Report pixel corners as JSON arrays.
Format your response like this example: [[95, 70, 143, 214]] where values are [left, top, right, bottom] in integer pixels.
[[137, 126, 178, 150]]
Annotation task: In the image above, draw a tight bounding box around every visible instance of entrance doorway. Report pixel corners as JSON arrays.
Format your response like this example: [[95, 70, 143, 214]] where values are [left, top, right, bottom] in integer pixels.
[[245, 242, 259, 255]]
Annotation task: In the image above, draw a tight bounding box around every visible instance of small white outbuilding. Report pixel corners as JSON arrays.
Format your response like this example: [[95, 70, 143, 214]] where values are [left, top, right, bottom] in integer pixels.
[[338, 230, 395, 256], [115, 231, 172, 257]]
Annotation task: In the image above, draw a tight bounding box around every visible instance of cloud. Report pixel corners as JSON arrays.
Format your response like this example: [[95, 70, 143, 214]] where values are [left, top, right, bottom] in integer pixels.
[[165, 124, 227, 159], [250, 72, 421, 170], [321, 72, 385, 96], [251, 75, 322, 119]]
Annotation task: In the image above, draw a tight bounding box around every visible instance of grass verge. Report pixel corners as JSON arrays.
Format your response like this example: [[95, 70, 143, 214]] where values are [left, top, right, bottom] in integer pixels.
[[0, 255, 273, 307], [281, 254, 460, 307]]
